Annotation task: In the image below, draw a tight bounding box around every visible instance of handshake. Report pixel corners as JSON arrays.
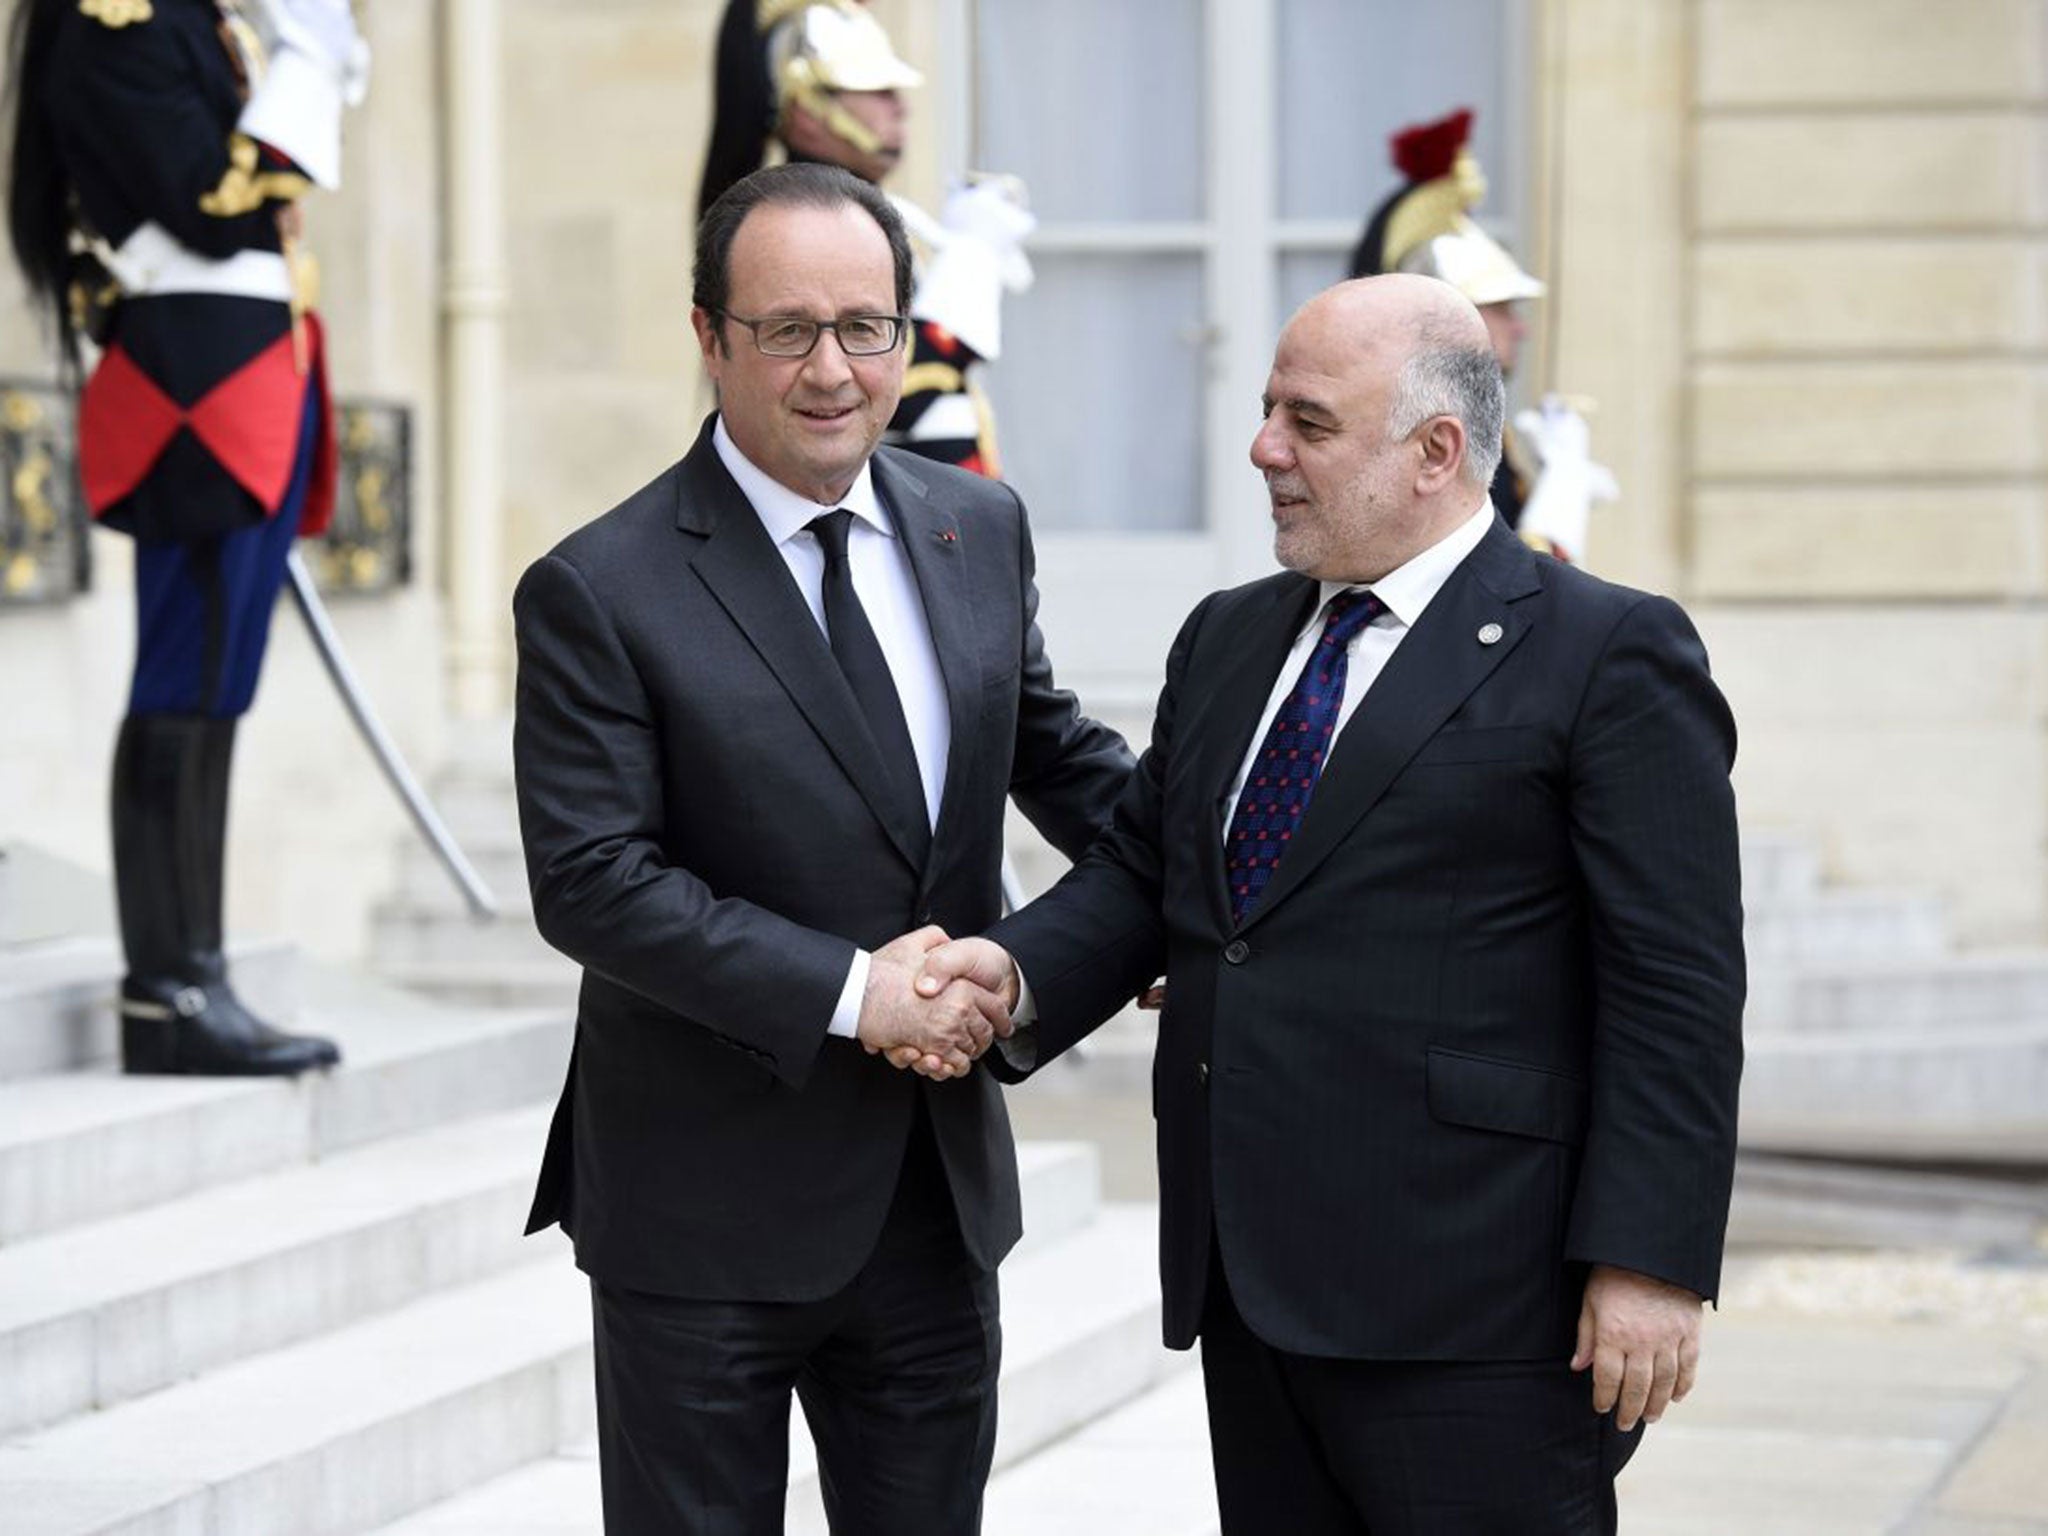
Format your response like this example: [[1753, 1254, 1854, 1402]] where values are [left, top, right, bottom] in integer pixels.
[[855, 927, 1018, 1080]]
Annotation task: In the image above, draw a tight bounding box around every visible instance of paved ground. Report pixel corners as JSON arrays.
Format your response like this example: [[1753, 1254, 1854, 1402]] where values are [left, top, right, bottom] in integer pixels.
[[1007, 1091, 2048, 1534]]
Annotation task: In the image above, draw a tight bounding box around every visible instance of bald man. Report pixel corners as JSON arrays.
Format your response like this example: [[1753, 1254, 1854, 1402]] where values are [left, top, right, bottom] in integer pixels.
[[917, 276, 1746, 1533]]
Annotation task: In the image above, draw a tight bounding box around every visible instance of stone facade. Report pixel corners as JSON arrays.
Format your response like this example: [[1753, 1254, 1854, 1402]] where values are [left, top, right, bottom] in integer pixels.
[[1, 0, 2043, 954], [1677, 0, 2048, 942]]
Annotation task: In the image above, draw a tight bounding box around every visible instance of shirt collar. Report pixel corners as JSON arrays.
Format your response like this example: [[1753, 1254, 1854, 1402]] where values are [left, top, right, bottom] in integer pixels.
[[1313, 497, 1495, 634], [712, 415, 892, 548]]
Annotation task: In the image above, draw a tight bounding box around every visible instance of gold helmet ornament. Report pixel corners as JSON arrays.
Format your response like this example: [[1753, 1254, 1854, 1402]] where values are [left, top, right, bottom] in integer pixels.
[[1346, 109, 1543, 307], [700, 0, 920, 217]]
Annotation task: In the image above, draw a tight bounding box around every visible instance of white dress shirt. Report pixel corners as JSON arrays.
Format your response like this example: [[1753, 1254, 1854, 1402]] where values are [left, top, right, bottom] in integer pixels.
[[712, 419, 951, 1038], [1219, 499, 1495, 831], [1010, 498, 1496, 1038]]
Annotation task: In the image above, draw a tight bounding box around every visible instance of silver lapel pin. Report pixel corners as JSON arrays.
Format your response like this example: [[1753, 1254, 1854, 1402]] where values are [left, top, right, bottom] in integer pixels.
[[1477, 622, 1504, 646]]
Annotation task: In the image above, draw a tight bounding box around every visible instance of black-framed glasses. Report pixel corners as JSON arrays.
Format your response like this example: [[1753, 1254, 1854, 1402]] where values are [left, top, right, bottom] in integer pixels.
[[717, 311, 907, 358]]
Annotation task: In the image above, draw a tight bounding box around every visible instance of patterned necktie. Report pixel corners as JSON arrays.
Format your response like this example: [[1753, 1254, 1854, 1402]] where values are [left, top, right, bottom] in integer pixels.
[[807, 510, 930, 858], [1224, 588, 1386, 925]]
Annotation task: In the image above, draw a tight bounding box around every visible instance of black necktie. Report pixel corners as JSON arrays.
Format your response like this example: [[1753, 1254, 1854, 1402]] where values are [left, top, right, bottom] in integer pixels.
[[807, 510, 930, 857]]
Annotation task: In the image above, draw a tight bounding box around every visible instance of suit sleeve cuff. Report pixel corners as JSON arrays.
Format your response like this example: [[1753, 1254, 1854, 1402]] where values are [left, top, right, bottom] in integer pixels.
[[827, 949, 870, 1039]]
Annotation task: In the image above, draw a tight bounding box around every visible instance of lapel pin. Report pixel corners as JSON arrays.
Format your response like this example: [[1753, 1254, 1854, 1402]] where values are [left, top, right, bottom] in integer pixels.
[[936, 529, 957, 544], [1477, 622, 1504, 646]]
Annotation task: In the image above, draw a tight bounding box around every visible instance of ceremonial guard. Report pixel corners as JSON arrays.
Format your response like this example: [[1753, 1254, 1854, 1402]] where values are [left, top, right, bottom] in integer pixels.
[[6, 0, 367, 1073], [700, 0, 1034, 475], [1350, 108, 1615, 564]]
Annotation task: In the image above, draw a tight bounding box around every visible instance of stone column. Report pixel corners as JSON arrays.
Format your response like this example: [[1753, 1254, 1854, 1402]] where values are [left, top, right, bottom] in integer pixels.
[[442, 0, 509, 718]]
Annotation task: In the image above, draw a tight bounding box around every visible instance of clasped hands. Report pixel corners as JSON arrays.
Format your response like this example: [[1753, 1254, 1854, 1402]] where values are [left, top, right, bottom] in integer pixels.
[[855, 929, 1017, 1080]]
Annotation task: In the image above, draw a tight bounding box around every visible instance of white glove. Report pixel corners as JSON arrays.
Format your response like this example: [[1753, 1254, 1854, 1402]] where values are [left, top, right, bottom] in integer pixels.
[[1512, 397, 1617, 565], [939, 176, 1036, 291], [910, 175, 1036, 362], [250, 0, 372, 105]]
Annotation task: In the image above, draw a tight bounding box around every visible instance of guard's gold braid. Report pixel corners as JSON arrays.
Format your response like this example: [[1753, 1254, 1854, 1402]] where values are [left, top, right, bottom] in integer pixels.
[[198, 134, 311, 218], [901, 362, 966, 398], [79, 0, 152, 29]]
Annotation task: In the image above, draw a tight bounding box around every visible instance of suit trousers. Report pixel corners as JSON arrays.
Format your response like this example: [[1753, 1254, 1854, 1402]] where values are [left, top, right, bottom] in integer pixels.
[[589, 1101, 1001, 1536], [1199, 1245, 1640, 1536]]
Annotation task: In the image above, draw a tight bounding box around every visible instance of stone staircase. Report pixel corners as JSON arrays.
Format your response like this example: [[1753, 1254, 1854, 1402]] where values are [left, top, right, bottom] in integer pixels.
[[0, 847, 1183, 1536], [363, 725, 2048, 1162]]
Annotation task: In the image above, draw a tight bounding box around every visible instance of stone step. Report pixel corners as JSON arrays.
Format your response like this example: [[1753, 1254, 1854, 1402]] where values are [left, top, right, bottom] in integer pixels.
[[0, 1256, 592, 1536], [0, 1118, 1095, 1444], [367, 901, 558, 973], [0, 936, 298, 1083], [372, 955, 582, 1011], [374, 1204, 1172, 1536], [391, 837, 530, 915], [0, 844, 117, 948], [0, 1103, 552, 1439], [983, 1365, 1215, 1536], [0, 966, 569, 1244], [1741, 1021, 2048, 1161], [1743, 888, 1946, 966], [1727, 1153, 2048, 1252], [1746, 949, 2048, 1034], [1738, 832, 1822, 904]]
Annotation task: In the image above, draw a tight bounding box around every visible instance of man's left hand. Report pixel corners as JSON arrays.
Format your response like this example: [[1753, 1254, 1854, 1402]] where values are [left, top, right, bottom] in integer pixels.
[[1571, 1264, 1702, 1432]]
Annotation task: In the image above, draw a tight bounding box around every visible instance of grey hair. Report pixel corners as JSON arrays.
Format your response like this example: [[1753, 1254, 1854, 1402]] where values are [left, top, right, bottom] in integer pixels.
[[1384, 329, 1506, 488]]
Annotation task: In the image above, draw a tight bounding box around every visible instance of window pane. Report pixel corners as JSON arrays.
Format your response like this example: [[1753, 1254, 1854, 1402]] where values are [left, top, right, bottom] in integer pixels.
[[975, 0, 1204, 222], [1276, 0, 1514, 224], [1276, 249, 1349, 335], [984, 255, 1205, 533]]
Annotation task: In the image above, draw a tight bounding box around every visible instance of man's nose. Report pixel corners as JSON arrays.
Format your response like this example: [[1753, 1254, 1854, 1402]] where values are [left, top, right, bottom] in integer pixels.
[[1249, 419, 1291, 470], [802, 328, 857, 383]]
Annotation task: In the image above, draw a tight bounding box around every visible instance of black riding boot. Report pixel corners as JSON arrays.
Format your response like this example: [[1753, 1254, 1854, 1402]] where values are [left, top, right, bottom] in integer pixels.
[[112, 713, 341, 1075]]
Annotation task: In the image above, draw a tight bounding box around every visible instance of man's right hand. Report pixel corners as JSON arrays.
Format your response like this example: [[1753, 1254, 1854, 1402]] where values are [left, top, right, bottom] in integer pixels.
[[873, 937, 1020, 1079], [917, 936, 1019, 1010], [856, 927, 1012, 1080]]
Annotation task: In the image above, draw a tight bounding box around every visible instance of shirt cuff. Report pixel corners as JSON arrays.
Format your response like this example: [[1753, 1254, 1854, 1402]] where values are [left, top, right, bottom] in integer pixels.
[[827, 949, 870, 1039], [1012, 963, 1037, 1025]]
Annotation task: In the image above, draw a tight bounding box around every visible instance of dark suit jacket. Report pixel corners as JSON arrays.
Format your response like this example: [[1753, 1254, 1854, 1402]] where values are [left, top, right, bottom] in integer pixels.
[[991, 518, 1745, 1360], [512, 417, 1131, 1301]]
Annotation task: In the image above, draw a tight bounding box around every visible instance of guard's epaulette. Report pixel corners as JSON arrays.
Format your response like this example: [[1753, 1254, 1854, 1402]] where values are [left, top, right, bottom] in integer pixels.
[[79, 0, 153, 28]]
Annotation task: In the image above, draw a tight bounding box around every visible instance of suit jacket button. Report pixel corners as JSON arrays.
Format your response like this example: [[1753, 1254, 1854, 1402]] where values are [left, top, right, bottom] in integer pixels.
[[1197, 1061, 1210, 1086], [1223, 939, 1249, 965]]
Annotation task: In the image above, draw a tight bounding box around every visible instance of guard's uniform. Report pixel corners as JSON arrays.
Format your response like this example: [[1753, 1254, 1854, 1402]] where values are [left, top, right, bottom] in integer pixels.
[[8, 0, 362, 1076], [702, 0, 1033, 478], [1350, 107, 1614, 564], [47, 0, 337, 717]]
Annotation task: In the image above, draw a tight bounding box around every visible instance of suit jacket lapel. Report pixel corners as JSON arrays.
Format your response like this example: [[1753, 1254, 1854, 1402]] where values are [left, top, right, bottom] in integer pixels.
[[1241, 520, 1543, 928], [1179, 577, 1322, 938], [873, 454, 978, 874], [676, 422, 929, 873]]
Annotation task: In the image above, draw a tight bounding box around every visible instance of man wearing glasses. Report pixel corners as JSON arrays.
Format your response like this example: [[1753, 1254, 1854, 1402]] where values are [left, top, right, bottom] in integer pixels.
[[510, 161, 1131, 1535]]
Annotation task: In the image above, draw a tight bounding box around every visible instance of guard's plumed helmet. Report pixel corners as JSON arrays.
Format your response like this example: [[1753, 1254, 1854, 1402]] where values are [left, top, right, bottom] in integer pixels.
[[700, 0, 921, 219], [1347, 109, 1544, 307]]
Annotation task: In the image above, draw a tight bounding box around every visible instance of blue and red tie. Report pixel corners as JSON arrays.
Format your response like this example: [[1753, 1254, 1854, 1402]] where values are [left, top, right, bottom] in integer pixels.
[[1224, 588, 1386, 925]]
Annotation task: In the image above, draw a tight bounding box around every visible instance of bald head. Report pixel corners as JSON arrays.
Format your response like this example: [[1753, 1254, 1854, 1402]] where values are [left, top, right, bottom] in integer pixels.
[[1251, 274, 1506, 583], [1293, 277, 1503, 489], [1299, 272, 1493, 354]]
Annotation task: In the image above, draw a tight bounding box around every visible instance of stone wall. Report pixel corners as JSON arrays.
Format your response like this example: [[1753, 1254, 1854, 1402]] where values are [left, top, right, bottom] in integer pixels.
[[1545, 0, 2048, 944], [496, 0, 944, 588]]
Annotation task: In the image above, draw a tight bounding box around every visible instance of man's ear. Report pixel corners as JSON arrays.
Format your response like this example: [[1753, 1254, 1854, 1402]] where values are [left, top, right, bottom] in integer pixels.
[[691, 307, 724, 373], [1415, 414, 1468, 496]]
